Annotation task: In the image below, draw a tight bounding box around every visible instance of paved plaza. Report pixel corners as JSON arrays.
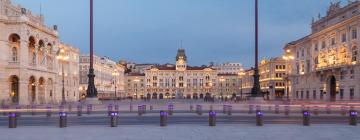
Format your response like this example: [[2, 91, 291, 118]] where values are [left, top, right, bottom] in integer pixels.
[[1, 124, 359, 140]]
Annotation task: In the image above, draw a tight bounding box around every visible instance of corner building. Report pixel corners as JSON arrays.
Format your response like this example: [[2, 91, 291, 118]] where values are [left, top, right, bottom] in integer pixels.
[[284, 2, 360, 101]]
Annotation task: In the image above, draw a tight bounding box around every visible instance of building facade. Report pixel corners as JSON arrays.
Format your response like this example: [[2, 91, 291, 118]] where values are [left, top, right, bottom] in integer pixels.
[[240, 57, 287, 100], [212, 62, 244, 74], [284, 1, 360, 101], [124, 49, 242, 99], [0, 0, 80, 105], [79, 55, 125, 99]]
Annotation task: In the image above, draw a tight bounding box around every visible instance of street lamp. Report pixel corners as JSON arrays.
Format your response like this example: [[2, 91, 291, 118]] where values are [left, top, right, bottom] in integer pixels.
[[112, 70, 119, 100], [283, 53, 294, 100], [57, 48, 69, 105], [251, 0, 262, 98], [238, 71, 245, 100]]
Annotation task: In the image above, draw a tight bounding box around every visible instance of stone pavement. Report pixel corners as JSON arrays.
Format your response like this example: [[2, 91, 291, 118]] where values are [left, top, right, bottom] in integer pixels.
[[1, 124, 360, 140]]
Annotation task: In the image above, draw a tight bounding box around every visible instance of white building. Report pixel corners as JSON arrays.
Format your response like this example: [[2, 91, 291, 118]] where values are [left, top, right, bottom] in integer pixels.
[[284, 1, 360, 101], [0, 0, 80, 105], [79, 55, 125, 99]]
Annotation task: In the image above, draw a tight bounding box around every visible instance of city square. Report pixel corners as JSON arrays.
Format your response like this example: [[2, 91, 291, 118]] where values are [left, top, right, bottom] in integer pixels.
[[0, 0, 360, 139]]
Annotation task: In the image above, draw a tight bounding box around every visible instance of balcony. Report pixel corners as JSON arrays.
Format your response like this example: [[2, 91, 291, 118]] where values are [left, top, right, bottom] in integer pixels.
[[315, 61, 353, 71], [7, 61, 20, 68]]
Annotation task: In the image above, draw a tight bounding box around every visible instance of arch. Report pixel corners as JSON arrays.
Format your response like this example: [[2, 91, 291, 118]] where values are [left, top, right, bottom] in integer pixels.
[[28, 36, 36, 65], [152, 93, 158, 99], [171, 93, 176, 99], [38, 77, 46, 104], [29, 76, 36, 103], [146, 93, 151, 99], [199, 93, 204, 99], [328, 75, 337, 101], [159, 93, 164, 99], [186, 94, 191, 99], [192, 93, 198, 99], [38, 40, 45, 65], [8, 33, 20, 43], [165, 93, 170, 99], [9, 75, 19, 104]]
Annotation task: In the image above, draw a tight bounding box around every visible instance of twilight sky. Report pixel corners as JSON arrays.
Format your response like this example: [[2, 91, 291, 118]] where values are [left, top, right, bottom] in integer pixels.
[[12, 0, 349, 67]]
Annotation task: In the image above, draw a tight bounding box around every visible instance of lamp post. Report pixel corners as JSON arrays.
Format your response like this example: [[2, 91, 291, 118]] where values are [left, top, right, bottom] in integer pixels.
[[282, 52, 294, 100], [112, 70, 119, 100], [57, 48, 69, 105], [251, 0, 262, 98], [87, 0, 98, 98]]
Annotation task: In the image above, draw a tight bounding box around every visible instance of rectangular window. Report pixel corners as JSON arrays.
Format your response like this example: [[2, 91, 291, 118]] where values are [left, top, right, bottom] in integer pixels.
[[306, 91, 310, 99], [331, 37, 336, 45], [342, 33, 347, 42], [350, 88, 355, 100], [320, 90, 324, 100], [322, 41, 326, 49], [301, 91, 304, 99], [340, 89, 344, 100], [313, 90, 316, 99], [352, 28, 357, 39], [296, 91, 299, 99]]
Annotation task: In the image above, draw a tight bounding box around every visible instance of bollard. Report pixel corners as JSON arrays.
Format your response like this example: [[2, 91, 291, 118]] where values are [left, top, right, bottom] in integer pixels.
[[227, 105, 232, 116], [349, 110, 357, 126], [326, 105, 331, 114], [275, 105, 280, 114], [115, 104, 119, 113], [59, 112, 67, 128], [313, 106, 319, 116], [8, 112, 17, 128], [341, 106, 347, 116], [160, 110, 168, 127], [248, 105, 254, 114], [256, 110, 263, 126], [209, 111, 216, 126], [303, 110, 310, 126], [46, 106, 52, 117], [196, 105, 202, 116], [87, 104, 92, 115], [190, 104, 193, 111], [110, 112, 118, 127], [284, 106, 290, 116], [15, 106, 21, 117], [143, 105, 147, 114], [168, 104, 174, 116], [31, 105, 36, 115], [77, 104, 82, 116], [138, 106, 142, 116], [108, 104, 113, 116]]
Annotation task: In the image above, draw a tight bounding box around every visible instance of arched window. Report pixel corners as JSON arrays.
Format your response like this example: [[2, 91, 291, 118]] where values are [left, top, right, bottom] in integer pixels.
[[11, 47, 18, 62]]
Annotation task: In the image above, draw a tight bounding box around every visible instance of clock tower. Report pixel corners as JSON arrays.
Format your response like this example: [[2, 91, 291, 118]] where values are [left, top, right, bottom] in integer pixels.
[[176, 49, 187, 71]]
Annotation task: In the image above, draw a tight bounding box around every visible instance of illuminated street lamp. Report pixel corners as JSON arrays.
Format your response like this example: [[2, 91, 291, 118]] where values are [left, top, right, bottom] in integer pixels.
[[57, 48, 69, 105], [238, 71, 246, 100], [283, 52, 294, 100], [112, 70, 119, 100]]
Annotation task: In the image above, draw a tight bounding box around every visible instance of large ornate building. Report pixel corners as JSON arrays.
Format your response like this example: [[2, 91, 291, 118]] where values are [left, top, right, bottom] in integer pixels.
[[79, 55, 125, 99], [125, 49, 241, 99], [284, 1, 360, 101], [0, 0, 80, 105]]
